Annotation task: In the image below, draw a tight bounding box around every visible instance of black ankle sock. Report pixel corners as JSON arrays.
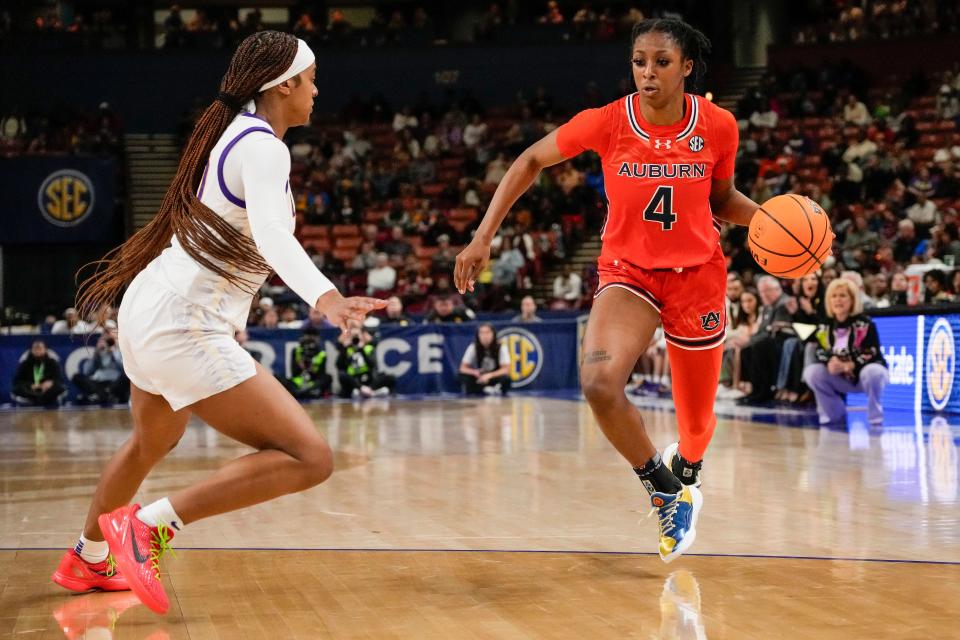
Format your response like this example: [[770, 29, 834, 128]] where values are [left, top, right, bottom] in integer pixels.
[[634, 453, 683, 495], [671, 452, 703, 485]]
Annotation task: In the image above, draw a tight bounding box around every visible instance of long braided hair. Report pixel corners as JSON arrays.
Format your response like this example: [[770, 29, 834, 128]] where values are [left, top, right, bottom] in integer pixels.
[[76, 31, 299, 319], [630, 18, 712, 92]]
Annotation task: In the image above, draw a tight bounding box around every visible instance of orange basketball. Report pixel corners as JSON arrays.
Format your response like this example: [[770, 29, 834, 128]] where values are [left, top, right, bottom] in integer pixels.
[[748, 194, 834, 278]]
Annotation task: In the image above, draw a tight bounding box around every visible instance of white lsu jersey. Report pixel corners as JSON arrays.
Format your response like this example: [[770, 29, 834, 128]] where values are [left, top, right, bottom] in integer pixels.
[[142, 112, 332, 330]]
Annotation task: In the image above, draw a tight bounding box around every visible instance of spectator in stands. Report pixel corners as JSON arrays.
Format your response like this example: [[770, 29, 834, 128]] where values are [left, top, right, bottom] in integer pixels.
[[719, 288, 761, 399], [292, 12, 316, 37], [280, 330, 332, 400], [843, 94, 871, 126], [303, 307, 335, 331], [463, 114, 488, 149], [512, 295, 542, 323], [51, 308, 91, 335], [738, 276, 794, 405], [803, 278, 888, 425], [163, 4, 184, 48], [749, 99, 779, 129], [430, 234, 457, 273], [491, 238, 525, 288], [841, 214, 880, 267], [261, 308, 280, 329], [367, 253, 397, 295], [392, 106, 418, 133], [484, 152, 510, 185], [537, 1, 564, 24], [12, 340, 65, 407], [72, 333, 128, 404], [923, 269, 956, 304], [725, 275, 744, 327], [277, 306, 302, 329], [905, 192, 939, 236], [459, 323, 511, 396], [907, 166, 936, 199], [424, 295, 471, 323], [382, 296, 412, 325], [892, 219, 921, 263], [336, 326, 395, 398], [352, 241, 379, 273], [552, 264, 582, 309], [793, 273, 826, 324], [382, 226, 413, 262], [886, 272, 909, 306]]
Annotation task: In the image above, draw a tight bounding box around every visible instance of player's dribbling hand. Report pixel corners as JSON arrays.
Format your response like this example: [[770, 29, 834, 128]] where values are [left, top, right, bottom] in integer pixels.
[[454, 240, 491, 294], [316, 290, 388, 332]]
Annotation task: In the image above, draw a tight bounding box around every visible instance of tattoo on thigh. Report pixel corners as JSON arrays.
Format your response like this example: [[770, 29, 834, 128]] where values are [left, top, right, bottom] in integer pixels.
[[583, 350, 612, 365]]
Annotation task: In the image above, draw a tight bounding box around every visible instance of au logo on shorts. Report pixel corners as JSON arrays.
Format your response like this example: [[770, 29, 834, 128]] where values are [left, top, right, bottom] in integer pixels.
[[500, 327, 543, 388], [926, 318, 955, 411], [699, 310, 721, 332], [38, 169, 95, 227]]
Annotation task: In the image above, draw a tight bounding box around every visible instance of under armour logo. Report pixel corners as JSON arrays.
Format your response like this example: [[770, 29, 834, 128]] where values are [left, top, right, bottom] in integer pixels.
[[653, 139, 672, 150], [700, 310, 721, 332]]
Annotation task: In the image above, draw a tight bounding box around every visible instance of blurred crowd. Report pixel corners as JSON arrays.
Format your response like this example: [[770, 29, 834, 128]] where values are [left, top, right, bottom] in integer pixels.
[[0, 102, 122, 157], [790, 0, 960, 45]]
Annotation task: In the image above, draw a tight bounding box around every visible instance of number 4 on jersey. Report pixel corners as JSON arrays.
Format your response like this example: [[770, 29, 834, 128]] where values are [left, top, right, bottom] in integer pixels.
[[643, 185, 676, 231]]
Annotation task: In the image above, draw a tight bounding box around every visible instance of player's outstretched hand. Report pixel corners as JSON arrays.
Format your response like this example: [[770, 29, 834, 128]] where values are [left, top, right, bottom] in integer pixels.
[[316, 290, 388, 332], [454, 239, 491, 294]]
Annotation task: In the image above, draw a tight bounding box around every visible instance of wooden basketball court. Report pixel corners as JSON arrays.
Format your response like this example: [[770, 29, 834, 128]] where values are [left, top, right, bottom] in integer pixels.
[[1, 396, 957, 638]]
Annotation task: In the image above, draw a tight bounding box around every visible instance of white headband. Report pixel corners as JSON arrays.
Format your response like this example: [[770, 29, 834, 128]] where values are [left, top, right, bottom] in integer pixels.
[[245, 38, 315, 114]]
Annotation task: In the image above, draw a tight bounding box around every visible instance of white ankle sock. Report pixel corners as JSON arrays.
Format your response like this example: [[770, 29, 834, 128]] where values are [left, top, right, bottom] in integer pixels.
[[75, 534, 109, 564], [136, 498, 184, 531]]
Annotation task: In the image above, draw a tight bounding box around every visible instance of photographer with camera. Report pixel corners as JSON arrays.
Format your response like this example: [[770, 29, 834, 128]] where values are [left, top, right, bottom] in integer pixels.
[[72, 331, 129, 404], [279, 328, 332, 400], [802, 278, 888, 426], [336, 320, 395, 399]]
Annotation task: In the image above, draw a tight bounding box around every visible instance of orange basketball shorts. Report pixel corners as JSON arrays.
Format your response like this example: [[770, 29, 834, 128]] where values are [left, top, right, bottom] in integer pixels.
[[595, 244, 727, 350]]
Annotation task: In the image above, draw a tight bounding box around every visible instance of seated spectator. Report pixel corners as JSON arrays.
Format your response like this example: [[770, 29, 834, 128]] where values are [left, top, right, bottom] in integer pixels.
[[459, 323, 512, 396], [12, 340, 65, 407], [843, 94, 871, 126], [367, 253, 397, 295], [279, 330, 332, 400], [803, 278, 888, 425], [463, 114, 488, 149], [923, 269, 956, 304], [352, 241, 379, 273], [537, 1, 564, 24], [431, 234, 457, 273], [885, 272, 909, 306], [382, 226, 413, 262], [261, 308, 280, 329], [491, 239, 525, 288], [892, 219, 921, 263], [277, 306, 303, 329], [552, 264, 582, 308], [424, 295, 471, 323], [738, 276, 795, 405], [719, 289, 761, 398], [382, 296, 413, 326], [72, 333, 129, 404], [905, 192, 939, 236], [51, 307, 92, 335], [511, 296, 542, 323], [336, 326, 395, 398]]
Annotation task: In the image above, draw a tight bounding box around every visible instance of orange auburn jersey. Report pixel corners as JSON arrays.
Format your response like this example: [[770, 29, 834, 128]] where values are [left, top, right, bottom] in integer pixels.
[[556, 93, 739, 269]]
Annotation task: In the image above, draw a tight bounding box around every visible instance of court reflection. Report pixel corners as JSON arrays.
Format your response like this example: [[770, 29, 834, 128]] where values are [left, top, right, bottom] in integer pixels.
[[658, 570, 707, 640], [51, 591, 168, 640]]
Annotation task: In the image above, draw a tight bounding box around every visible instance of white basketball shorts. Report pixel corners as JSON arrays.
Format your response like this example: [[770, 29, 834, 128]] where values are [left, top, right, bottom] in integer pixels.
[[117, 270, 256, 411]]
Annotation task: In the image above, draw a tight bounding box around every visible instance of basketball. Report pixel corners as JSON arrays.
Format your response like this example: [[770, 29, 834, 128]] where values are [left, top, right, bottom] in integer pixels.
[[748, 194, 834, 278]]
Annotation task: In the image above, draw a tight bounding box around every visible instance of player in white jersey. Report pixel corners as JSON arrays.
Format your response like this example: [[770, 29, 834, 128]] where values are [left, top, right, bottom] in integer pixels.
[[50, 32, 386, 614]]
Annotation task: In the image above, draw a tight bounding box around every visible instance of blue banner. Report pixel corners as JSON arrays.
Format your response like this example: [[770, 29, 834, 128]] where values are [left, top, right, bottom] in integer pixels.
[[0, 157, 118, 243], [0, 320, 581, 401], [849, 313, 960, 414]]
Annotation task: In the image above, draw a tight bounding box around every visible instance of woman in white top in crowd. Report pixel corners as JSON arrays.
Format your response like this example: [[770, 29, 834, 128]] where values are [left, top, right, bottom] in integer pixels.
[[51, 32, 386, 614]]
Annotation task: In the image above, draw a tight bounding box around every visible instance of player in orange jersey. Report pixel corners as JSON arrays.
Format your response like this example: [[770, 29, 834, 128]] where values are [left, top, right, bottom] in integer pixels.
[[455, 18, 761, 562]]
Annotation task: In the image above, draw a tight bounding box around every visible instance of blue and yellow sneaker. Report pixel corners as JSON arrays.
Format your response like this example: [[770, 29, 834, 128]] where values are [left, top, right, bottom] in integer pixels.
[[650, 485, 703, 563]]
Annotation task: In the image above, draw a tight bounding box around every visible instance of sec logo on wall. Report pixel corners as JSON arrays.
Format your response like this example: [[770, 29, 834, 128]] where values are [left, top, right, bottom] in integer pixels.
[[37, 169, 96, 227], [500, 327, 543, 388], [926, 318, 955, 412]]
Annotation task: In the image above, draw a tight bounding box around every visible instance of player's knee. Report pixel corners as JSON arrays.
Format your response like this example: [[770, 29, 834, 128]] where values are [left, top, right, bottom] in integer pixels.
[[298, 440, 334, 488], [580, 368, 624, 408]]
